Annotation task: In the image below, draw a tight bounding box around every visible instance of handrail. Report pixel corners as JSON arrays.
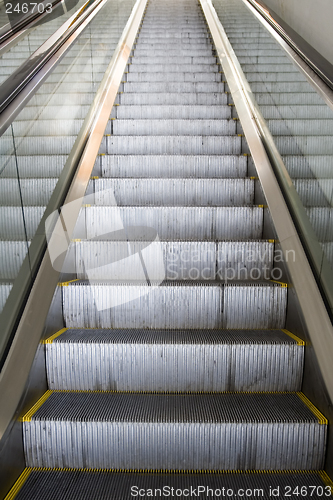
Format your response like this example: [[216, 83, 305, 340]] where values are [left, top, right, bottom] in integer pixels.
[[200, 0, 333, 402], [0, 0, 147, 441], [0, 0, 100, 123], [244, 0, 333, 94]]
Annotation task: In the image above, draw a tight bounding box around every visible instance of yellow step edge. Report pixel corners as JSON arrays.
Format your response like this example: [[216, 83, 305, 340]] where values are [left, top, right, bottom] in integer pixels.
[[21, 391, 53, 422], [319, 471, 333, 489], [91, 176, 99, 180], [4, 468, 32, 500], [58, 278, 79, 287], [13, 467, 331, 476], [270, 280, 288, 287], [42, 328, 68, 345], [282, 329, 305, 346], [297, 392, 328, 425]]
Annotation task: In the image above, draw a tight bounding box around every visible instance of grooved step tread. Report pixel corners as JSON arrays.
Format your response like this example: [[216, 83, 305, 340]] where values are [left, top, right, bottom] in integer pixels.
[[47, 328, 301, 345], [6, 468, 332, 500], [26, 391, 320, 424]]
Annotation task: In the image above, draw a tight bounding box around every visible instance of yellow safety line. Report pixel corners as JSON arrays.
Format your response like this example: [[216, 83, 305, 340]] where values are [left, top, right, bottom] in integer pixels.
[[270, 280, 288, 287], [4, 468, 32, 500], [268, 239, 275, 243], [21, 391, 53, 422], [282, 329, 305, 346], [319, 471, 333, 489], [58, 278, 80, 287], [20, 466, 329, 476], [42, 328, 68, 345], [297, 392, 328, 425]]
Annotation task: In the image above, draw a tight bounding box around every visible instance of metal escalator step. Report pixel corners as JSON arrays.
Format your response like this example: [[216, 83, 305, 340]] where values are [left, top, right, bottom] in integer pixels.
[[267, 119, 333, 136], [321, 242, 333, 267], [294, 179, 333, 207], [237, 56, 289, 65], [115, 105, 231, 119], [0, 206, 45, 240], [100, 154, 247, 178], [0, 179, 57, 206], [62, 280, 286, 329], [259, 105, 332, 119], [283, 155, 333, 178], [306, 208, 333, 241], [0, 241, 29, 279], [0, 136, 80, 155], [84, 206, 263, 240], [254, 92, 323, 106], [23, 392, 325, 469], [112, 119, 235, 136], [249, 82, 313, 93], [0, 155, 67, 178], [122, 82, 224, 92], [8, 468, 332, 500], [119, 92, 228, 105], [106, 136, 242, 155], [46, 328, 303, 392], [135, 41, 213, 48], [131, 56, 217, 64], [132, 48, 213, 56], [246, 72, 306, 83], [2, 119, 84, 137], [274, 136, 333, 155], [129, 64, 219, 73], [17, 105, 91, 121], [126, 72, 221, 82], [74, 240, 274, 281], [92, 178, 254, 206]]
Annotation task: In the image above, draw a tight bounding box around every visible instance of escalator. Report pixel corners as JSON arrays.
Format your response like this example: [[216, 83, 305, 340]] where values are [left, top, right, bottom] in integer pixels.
[[1, 0, 333, 497]]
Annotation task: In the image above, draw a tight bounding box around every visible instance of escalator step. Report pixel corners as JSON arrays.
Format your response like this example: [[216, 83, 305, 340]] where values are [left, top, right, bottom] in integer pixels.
[[115, 104, 231, 118], [74, 240, 274, 281], [99, 154, 248, 178], [84, 205, 263, 240], [62, 280, 287, 329], [23, 392, 326, 470], [45, 327, 304, 392], [92, 178, 254, 206], [112, 118, 236, 135]]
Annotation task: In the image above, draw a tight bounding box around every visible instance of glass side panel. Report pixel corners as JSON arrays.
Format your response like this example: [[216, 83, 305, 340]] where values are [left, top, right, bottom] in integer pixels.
[[0, 0, 136, 358], [0, 0, 88, 85], [213, 0, 333, 310]]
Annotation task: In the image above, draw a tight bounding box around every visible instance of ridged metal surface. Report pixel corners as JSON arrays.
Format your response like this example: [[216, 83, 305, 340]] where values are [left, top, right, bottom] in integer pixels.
[[23, 392, 325, 470], [0, 241, 29, 279], [0, 283, 13, 313], [75, 240, 273, 280], [12, 469, 332, 500], [85, 206, 263, 240], [113, 118, 236, 135], [93, 178, 254, 206], [107, 135, 242, 155], [0, 179, 57, 206], [116, 104, 230, 118], [0, 206, 45, 240], [62, 281, 286, 329], [46, 328, 303, 392], [119, 92, 228, 105], [100, 154, 248, 178]]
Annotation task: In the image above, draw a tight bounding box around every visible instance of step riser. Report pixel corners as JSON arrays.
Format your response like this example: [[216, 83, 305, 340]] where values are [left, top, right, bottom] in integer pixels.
[[112, 119, 236, 136], [75, 241, 274, 281], [105, 136, 244, 155], [126, 72, 221, 82], [119, 93, 228, 105], [84, 206, 263, 241], [63, 284, 286, 329], [123, 82, 224, 92], [24, 418, 324, 470], [47, 342, 303, 392], [99, 155, 248, 178], [115, 105, 231, 119], [92, 178, 254, 206]]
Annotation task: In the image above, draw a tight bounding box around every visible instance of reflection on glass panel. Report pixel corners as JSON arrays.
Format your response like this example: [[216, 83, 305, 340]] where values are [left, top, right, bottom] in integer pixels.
[[0, 0, 135, 324], [213, 0, 333, 276], [0, 0, 87, 86]]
